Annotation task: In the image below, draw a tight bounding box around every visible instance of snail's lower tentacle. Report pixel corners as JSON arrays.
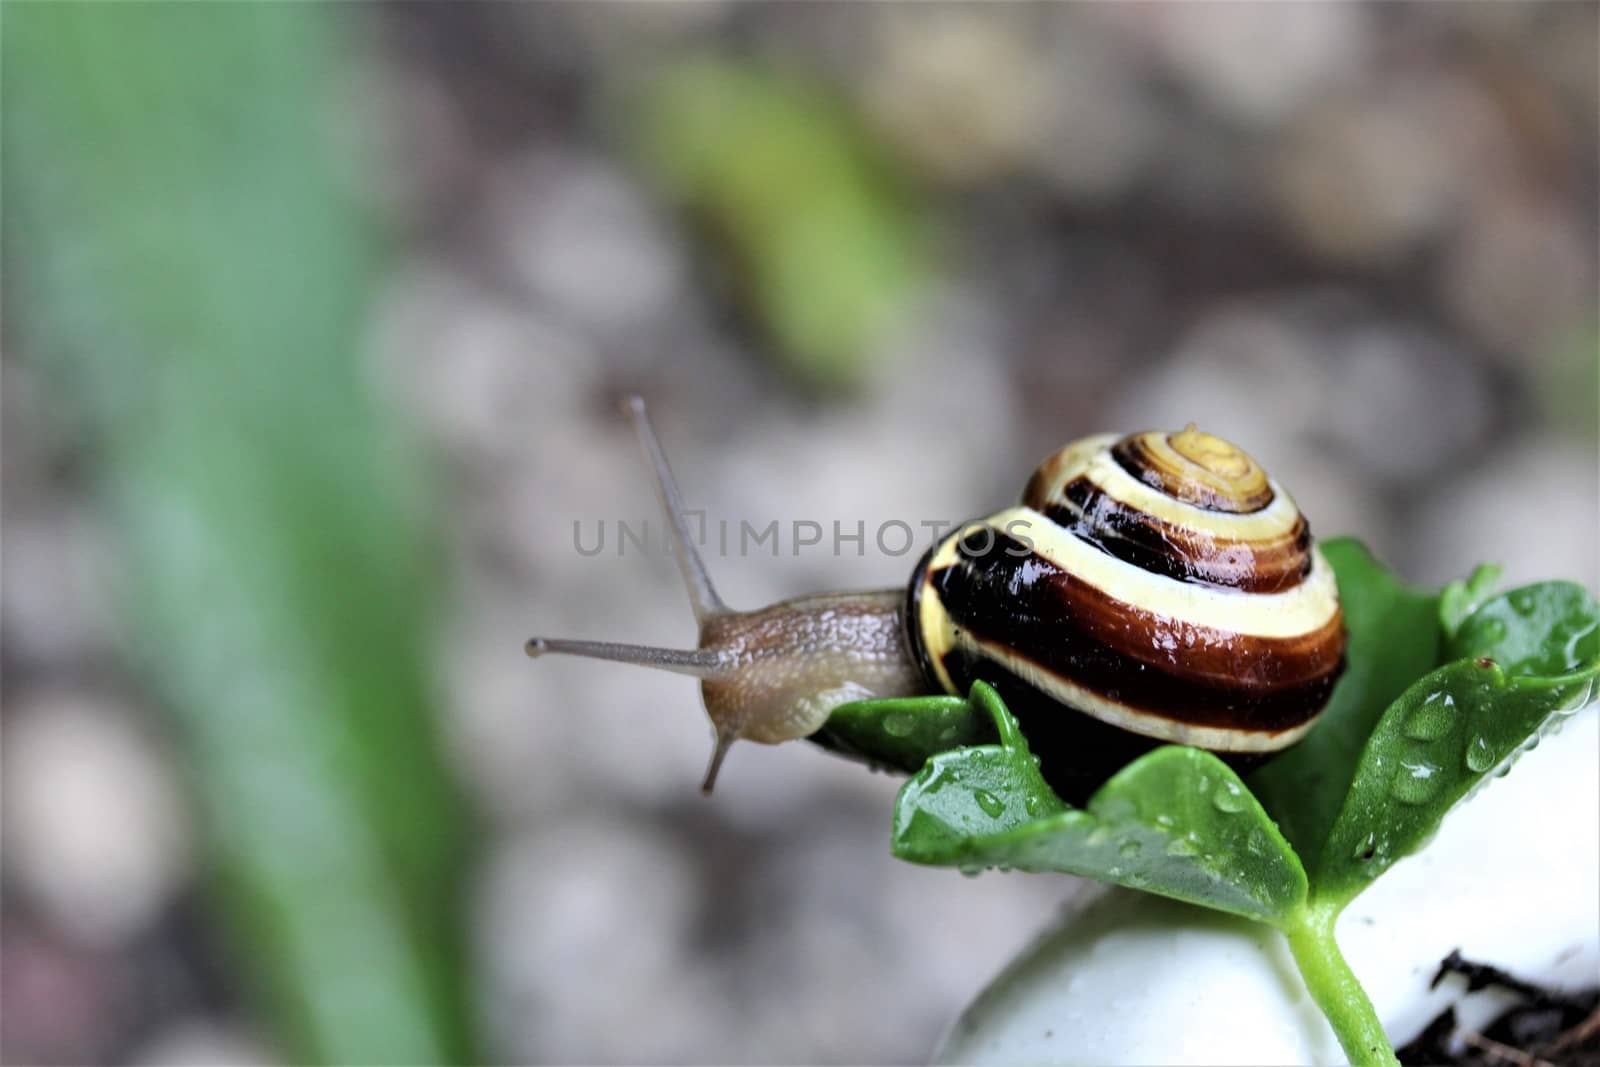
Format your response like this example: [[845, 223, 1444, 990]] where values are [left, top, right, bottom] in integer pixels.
[[524, 637, 729, 678]]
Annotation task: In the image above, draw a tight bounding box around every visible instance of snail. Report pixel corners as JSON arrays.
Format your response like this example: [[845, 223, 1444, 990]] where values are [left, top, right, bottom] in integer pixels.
[[527, 398, 1346, 801]]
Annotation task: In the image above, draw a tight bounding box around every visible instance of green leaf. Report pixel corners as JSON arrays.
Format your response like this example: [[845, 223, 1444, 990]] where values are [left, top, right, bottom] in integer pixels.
[[1313, 583, 1600, 906], [893, 684, 1308, 924], [1439, 563, 1504, 639], [811, 694, 995, 774], [6, 7, 476, 1062], [1447, 582, 1600, 676], [1249, 538, 1443, 869], [631, 59, 928, 391]]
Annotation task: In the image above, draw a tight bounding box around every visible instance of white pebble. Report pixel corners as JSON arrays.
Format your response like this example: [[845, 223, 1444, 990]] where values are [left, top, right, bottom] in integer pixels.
[[130, 1021, 278, 1067], [3, 690, 191, 947]]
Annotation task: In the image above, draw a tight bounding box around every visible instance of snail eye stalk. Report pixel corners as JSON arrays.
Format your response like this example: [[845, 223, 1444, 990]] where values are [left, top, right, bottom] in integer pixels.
[[622, 395, 726, 623]]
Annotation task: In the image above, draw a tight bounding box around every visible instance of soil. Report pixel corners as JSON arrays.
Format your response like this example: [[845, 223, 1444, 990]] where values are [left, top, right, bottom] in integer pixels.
[[1396, 950, 1600, 1066]]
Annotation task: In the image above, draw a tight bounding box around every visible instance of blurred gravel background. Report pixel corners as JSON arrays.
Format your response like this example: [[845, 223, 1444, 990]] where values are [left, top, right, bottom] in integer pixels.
[[3, 3, 1596, 1065]]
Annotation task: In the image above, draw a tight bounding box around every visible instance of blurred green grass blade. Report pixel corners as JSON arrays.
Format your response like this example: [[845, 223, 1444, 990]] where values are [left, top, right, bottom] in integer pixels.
[[5, 6, 477, 1062], [632, 58, 930, 391]]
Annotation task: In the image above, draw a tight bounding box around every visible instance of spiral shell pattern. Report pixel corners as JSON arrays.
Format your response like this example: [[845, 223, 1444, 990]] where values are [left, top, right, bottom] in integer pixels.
[[906, 427, 1345, 787]]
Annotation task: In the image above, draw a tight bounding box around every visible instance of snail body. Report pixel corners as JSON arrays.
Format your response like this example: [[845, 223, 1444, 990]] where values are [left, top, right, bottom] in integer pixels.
[[527, 400, 1345, 799]]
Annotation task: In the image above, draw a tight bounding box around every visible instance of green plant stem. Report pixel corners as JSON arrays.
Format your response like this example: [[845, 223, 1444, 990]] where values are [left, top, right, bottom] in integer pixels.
[[1285, 904, 1399, 1067]]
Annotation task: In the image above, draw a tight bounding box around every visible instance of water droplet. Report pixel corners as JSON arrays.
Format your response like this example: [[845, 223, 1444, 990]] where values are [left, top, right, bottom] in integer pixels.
[[1165, 836, 1199, 857], [1107, 865, 1124, 878], [1212, 782, 1248, 813], [1247, 829, 1268, 855], [1155, 813, 1175, 829], [1554, 677, 1596, 715], [1024, 795, 1045, 818], [938, 726, 959, 744], [1087, 827, 1111, 848], [1478, 617, 1509, 643], [1509, 590, 1537, 616], [1465, 735, 1497, 773], [1403, 692, 1457, 741], [1352, 832, 1378, 861], [1391, 760, 1443, 804], [959, 863, 983, 879], [974, 789, 1005, 819], [1560, 620, 1598, 671], [883, 712, 916, 738], [1097, 796, 1137, 821], [1119, 839, 1142, 858]]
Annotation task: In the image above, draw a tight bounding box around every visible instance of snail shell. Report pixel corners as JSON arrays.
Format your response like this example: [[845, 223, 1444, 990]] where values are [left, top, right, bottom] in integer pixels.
[[906, 426, 1345, 801]]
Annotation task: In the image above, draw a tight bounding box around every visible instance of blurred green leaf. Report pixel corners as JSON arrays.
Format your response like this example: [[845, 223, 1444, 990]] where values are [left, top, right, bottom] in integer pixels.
[[632, 58, 929, 391], [5, 5, 476, 1062], [1539, 321, 1600, 441]]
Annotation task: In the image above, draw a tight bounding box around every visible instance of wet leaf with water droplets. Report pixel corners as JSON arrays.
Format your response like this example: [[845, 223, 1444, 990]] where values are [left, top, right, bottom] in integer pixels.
[[1449, 582, 1600, 679], [814, 693, 993, 773], [892, 683, 1307, 924], [1250, 539, 1444, 871], [1315, 581, 1600, 906]]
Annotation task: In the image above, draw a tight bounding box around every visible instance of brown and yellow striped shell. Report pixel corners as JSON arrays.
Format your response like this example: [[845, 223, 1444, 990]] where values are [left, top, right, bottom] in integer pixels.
[[906, 426, 1346, 802]]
